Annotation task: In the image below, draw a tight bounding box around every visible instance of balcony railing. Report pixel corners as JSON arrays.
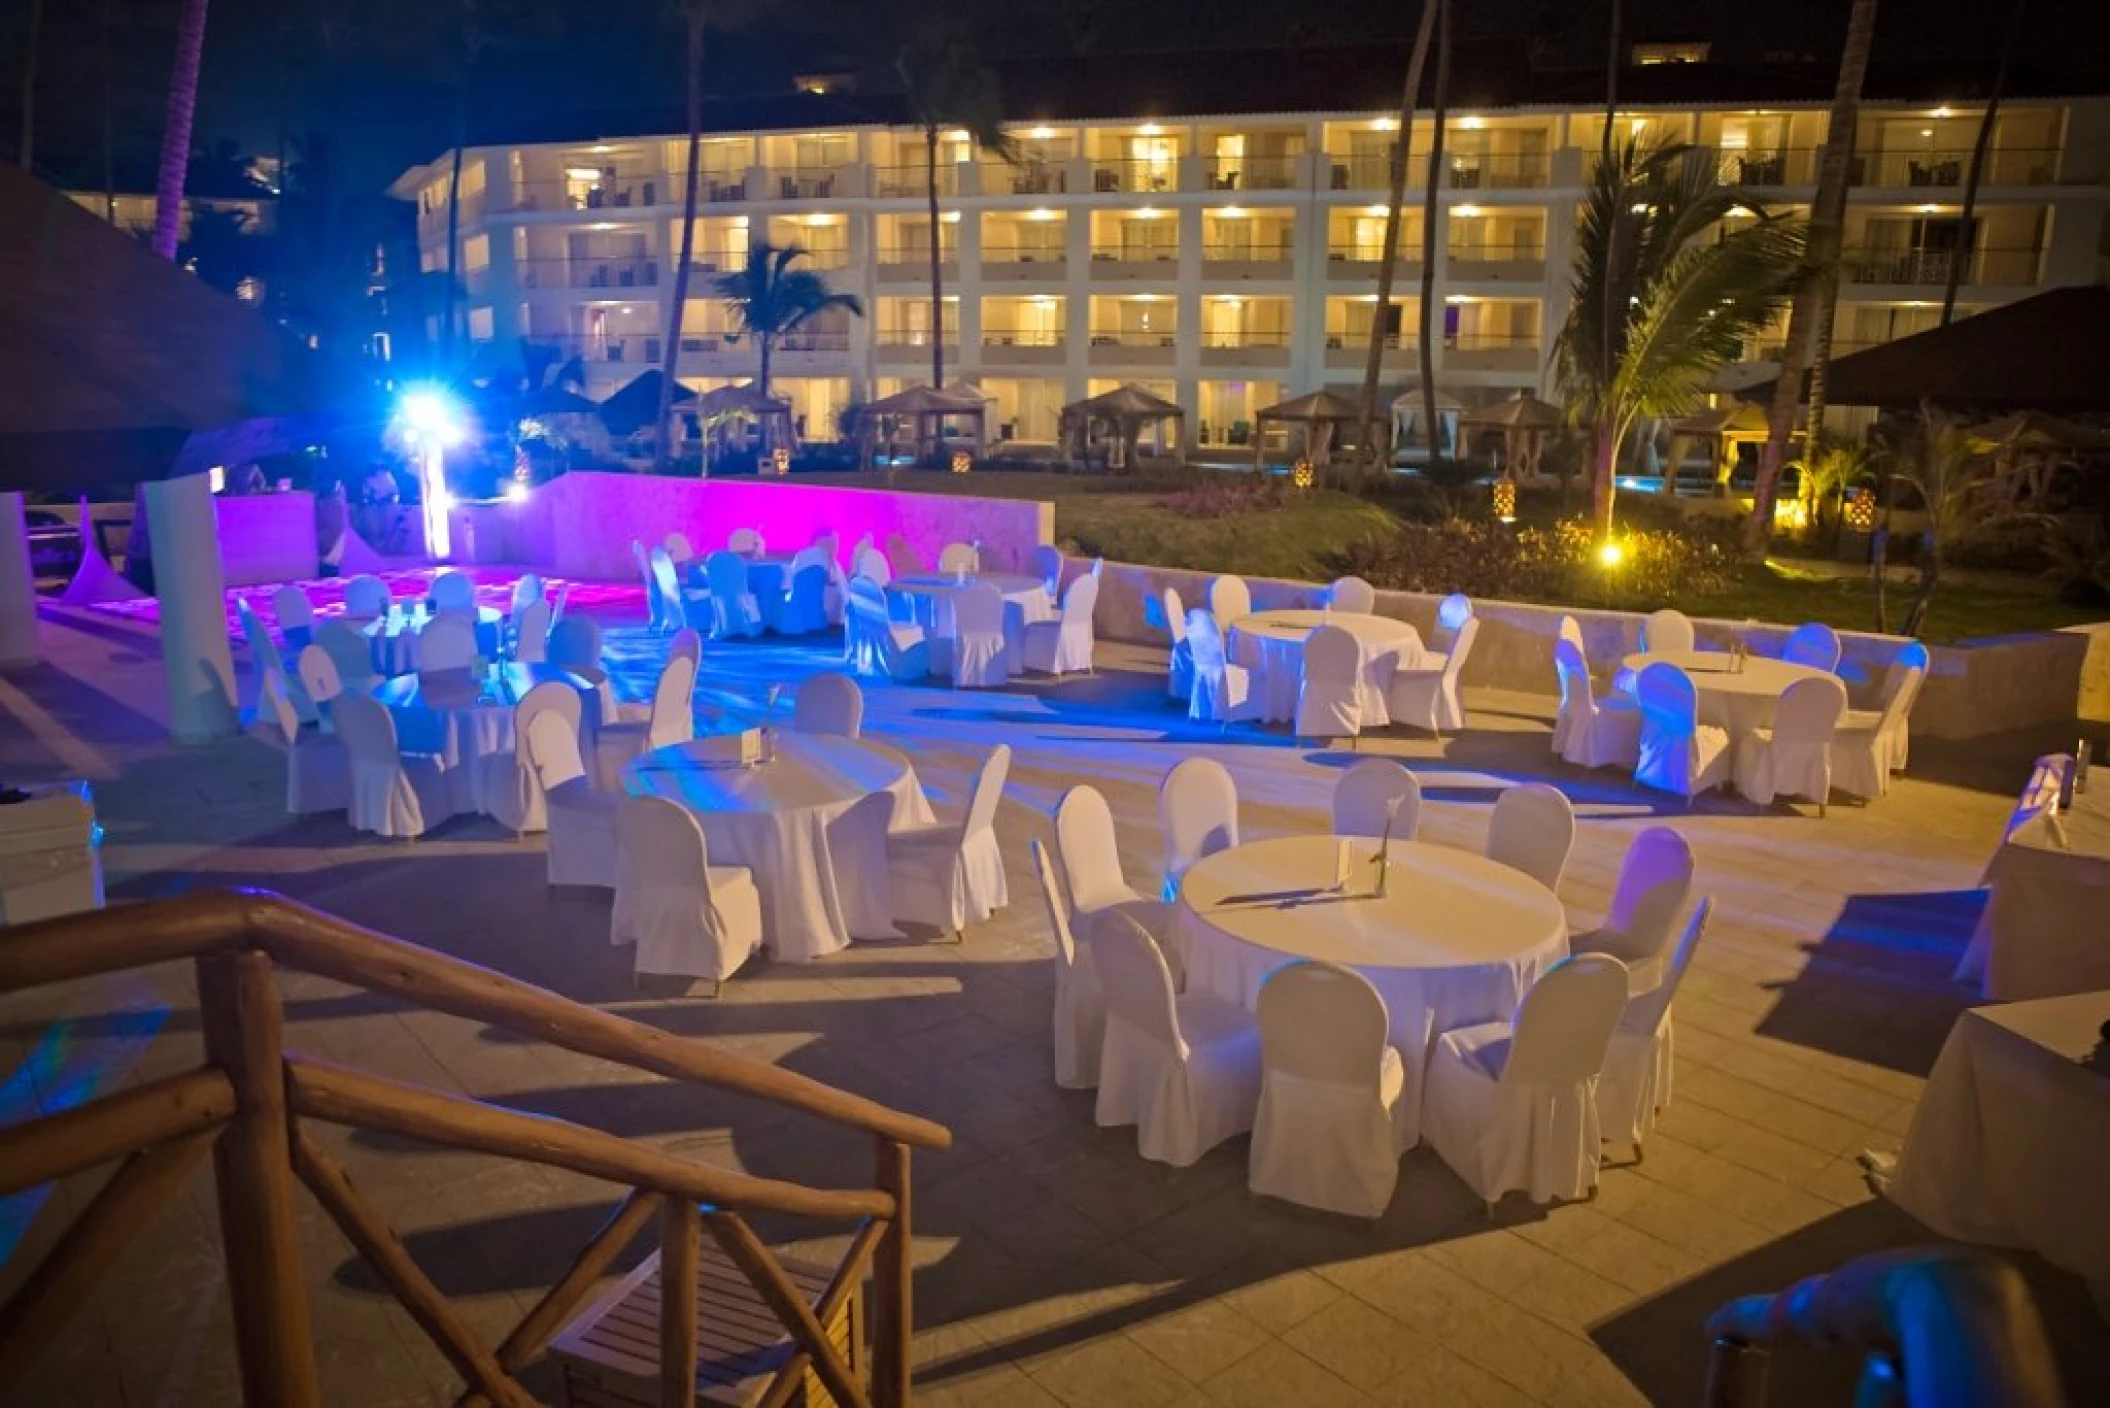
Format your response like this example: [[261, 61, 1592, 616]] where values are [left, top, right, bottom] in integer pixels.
[[517, 257, 660, 290], [979, 243, 1068, 265], [1200, 329, 1292, 348], [531, 332, 664, 362], [1088, 328, 1179, 347], [1326, 332, 1415, 351], [779, 331, 852, 353], [1446, 329, 1541, 350], [874, 164, 951, 198], [1089, 245, 1179, 264], [1203, 240, 1294, 262], [1844, 246, 2042, 288], [874, 244, 958, 265], [1447, 239, 1550, 265], [499, 175, 673, 213], [771, 167, 849, 200], [875, 329, 957, 348], [1088, 158, 1179, 194], [1003, 163, 1068, 196], [1204, 154, 1301, 191], [980, 328, 1066, 347], [1441, 152, 1551, 189], [1327, 245, 1423, 266]]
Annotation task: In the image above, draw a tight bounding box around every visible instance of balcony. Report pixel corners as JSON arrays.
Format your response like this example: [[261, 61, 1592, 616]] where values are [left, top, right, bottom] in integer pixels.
[[1201, 240, 1294, 281], [1323, 332, 1417, 368], [979, 244, 1068, 281], [1844, 245, 2042, 289], [1203, 154, 1300, 192], [1089, 246, 1180, 281], [875, 164, 952, 199], [532, 332, 663, 364], [517, 257, 660, 291], [1441, 153, 1550, 190], [1445, 240, 1548, 284], [979, 328, 1067, 366], [875, 246, 956, 283], [500, 175, 671, 214], [1086, 327, 1178, 365], [1088, 158, 1179, 195], [773, 330, 854, 371], [1327, 248, 1422, 279], [1855, 148, 2062, 189], [875, 332, 958, 365], [771, 167, 851, 200], [1443, 330, 1541, 372], [1710, 148, 1819, 188], [1199, 329, 1291, 368], [1002, 162, 1069, 196], [703, 172, 749, 203]]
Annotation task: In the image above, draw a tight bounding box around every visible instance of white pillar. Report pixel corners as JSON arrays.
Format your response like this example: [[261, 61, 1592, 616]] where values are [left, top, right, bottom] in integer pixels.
[[0, 492, 38, 667], [144, 474, 239, 743]]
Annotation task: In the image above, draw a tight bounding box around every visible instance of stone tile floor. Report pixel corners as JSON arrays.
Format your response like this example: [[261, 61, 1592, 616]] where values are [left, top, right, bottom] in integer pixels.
[[1, 598, 2105, 1407]]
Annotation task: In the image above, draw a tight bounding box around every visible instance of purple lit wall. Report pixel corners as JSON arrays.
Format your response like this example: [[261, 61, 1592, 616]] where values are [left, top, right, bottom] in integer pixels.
[[215, 492, 318, 586]]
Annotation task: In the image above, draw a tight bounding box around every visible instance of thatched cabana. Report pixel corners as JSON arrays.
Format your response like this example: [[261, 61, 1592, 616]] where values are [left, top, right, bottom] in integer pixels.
[[1389, 385, 1465, 462], [1461, 393, 1563, 476], [854, 385, 988, 465], [1667, 402, 1802, 492], [1256, 389, 1364, 468], [695, 382, 798, 455], [1059, 383, 1186, 470]]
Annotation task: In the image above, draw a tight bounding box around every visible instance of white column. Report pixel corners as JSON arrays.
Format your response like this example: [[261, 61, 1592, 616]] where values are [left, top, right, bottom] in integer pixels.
[[0, 492, 38, 667], [144, 474, 239, 743]]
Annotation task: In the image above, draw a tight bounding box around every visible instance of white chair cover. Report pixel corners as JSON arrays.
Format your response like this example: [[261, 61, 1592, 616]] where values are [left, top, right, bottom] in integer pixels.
[[1598, 899, 1712, 1153], [814, 533, 849, 625], [510, 571, 545, 616], [429, 569, 477, 616], [664, 532, 694, 568], [1781, 621, 1842, 672], [1431, 593, 1474, 655], [341, 574, 390, 620], [295, 643, 343, 711], [937, 541, 980, 575], [853, 546, 892, 587], [611, 795, 763, 986], [1856, 640, 1931, 774], [550, 581, 573, 626], [331, 691, 449, 839], [1423, 953, 1630, 1207], [1053, 784, 1177, 979], [635, 539, 668, 631], [948, 582, 1010, 688], [593, 653, 697, 789], [1183, 609, 1253, 725], [703, 550, 763, 639], [1554, 638, 1640, 770], [1090, 912, 1262, 1168], [845, 578, 929, 680], [1642, 608, 1695, 655], [256, 669, 349, 816], [794, 673, 864, 737], [315, 618, 377, 689], [668, 627, 701, 666], [1571, 826, 1695, 994], [548, 616, 602, 673], [655, 546, 710, 634], [1634, 662, 1731, 798], [272, 584, 316, 646], [417, 614, 479, 673], [1832, 666, 1922, 800], [488, 681, 566, 835], [885, 534, 925, 576], [1249, 961, 1408, 1218], [1734, 674, 1845, 809], [1389, 615, 1477, 735], [1294, 623, 1365, 742], [1159, 758, 1239, 901], [1328, 576, 1376, 614], [1208, 574, 1252, 627], [522, 687, 617, 887], [1021, 573, 1098, 676], [727, 527, 763, 556], [1162, 586, 1194, 700], [1332, 758, 1421, 839], [1030, 544, 1064, 597], [512, 600, 552, 663], [887, 745, 1011, 936], [1486, 783, 1575, 892], [777, 551, 831, 635], [1034, 838, 1105, 1090]]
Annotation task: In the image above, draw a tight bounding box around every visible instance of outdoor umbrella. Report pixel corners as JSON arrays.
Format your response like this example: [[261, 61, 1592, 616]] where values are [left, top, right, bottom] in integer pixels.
[[596, 370, 695, 436]]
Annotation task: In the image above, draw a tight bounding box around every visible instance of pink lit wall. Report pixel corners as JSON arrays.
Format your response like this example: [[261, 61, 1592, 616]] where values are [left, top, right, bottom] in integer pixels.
[[499, 473, 1054, 580], [215, 492, 318, 586]]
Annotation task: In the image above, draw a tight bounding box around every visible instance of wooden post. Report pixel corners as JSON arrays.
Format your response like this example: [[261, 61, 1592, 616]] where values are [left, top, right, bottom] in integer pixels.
[[871, 1138, 912, 1408], [660, 1198, 700, 1408], [197, 950, 321, 1408]]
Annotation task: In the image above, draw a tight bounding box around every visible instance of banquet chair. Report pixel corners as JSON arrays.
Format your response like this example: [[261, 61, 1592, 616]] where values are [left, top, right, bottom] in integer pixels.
[[777, 551, 832, 635], [703, 551, 764, 640], [1642, 608, 1695, 656], [512, 599, 552, 663], [1161, 587, 1195, 700], [256, 668, 349, 816], [1328, 576, 1376, 615], [1550, 616, 1588, 753], [1332, 758, 1421, 840], [239, 597, 316, 725], [1554, 639, 1641, 771], [1021, 572, 1099, 677], [1033, 838, 1106, 1090], [1486, 783, 1575, 892], [593, 652, 696, 789], [1159, 758, 1240, 901], [518, 684, 618, 887], [652, 546, 712, 635], [887, 744, 1012, 939], [886, 534, 926, 576], [550, 582, 573, 627], [548, 615, 604, 675], [1295, 623, 1366, 745], [1052, 784, 1180, 983], [634, 539, 668, 631], [812, 532, 848, 624], [1208, 574, 1252, 628], [948, 582, 1010, 688], [668, 626, 702, 666], [1781, 621, 1842, 673], [294, 644, 344, 714], [416, 614, 479, 674], [1570, 826, 1694, 995], [1423, 953, 1631, 1213], [793, 672, 864, 737], [853, 545, 892, 587], [1431, 593, 1474, 655], [429, 569, 477, 617], [1090, 557, 1104, 578], [937, 541, 980, 575], [315, 618, 378, 689], [1031, 544, 1065, 598], [611, 794, 763, 996], [663, 532, 694, 570], [1830, 666, 1921, 803], [1090, 912, 1262, 1168], [845, 578, 930, 680], [1388, 615, 1478, 738], [1634, 662, 1730, 800], [1249, 961, 1409, 1219], [272, 584, 316, 650], [340, 573, 391, 621], [509, 572, 545, 620], [1598, 899, 1712, 1157], [1843, 641, 1930, 774], [727, 527, 764, 557], [1184, 610, 1253, 726], [1734, 674, 1846, 814], [330, 691, 450, 840]]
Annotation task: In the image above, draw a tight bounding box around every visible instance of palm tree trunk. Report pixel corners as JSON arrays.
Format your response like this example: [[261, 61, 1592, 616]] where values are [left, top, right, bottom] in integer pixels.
[[100, 0, 115, 220], [1601, 0, 1621, 165], [657, 7, 706, 473], [443, 106, 465, 369], [925, 124, 946, 391], [1941, 0, 2024, 327], [1598, 0, 1621, 494], [1747, 0, 1878, 554], [1353, 0, 1438, 481], [1902, 547, 1939, 636], [18, 0, 42, 170], [1415, 0, 1451, 480], [150, 0, 210, 260], [759, 334, 773, 400], [1590, 421, 1617, 537]]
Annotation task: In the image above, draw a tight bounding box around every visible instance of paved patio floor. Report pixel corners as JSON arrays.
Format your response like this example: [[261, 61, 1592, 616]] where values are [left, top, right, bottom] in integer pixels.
[[1, 595, 2104, 1407]]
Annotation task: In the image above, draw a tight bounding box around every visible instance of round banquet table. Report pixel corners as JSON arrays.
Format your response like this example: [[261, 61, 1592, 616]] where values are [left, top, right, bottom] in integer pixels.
[[623, 733, 939, 963], [372, 666, 516, 817], [885, 573, 1054, 676], [364, 604, 504, 677], [1619, 650, 1831, 739], [1175, 834, 1568, 1145], [1228, 610, 1425, 726]]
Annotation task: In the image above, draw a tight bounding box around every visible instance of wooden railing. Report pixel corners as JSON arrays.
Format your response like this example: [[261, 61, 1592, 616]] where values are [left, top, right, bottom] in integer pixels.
[[0, 889, 952, 1407]]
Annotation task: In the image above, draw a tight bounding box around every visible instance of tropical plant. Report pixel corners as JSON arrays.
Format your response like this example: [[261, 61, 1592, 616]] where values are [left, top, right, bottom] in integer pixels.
[[150, 0, 211, 260], [1414, 0, 1452, 482], [175, 204, 263, 294], [1552, 140, 1806, 537], [1888, 410, 2007, 636], [1795, 442, 1869, 541], [1748, 0, 1879, 551], [712, 242, 864, 401], [897, 20, 1016, 389]]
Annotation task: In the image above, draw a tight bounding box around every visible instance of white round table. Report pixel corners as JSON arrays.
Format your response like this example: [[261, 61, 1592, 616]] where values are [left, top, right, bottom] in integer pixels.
[[623, 733, 939, 963], [1228, 610, 1424, 725], [372, 667, 513, 817], [886, 573, 1054, 676], [1620, 650, 1831, 739], [365, 605, 504, 677], [1175, 834, 1568, 1145]]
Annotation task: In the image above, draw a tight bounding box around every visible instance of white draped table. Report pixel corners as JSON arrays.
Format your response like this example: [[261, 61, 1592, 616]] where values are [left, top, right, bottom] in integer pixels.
[[1174, 835, 1568, 1144], [1619, 650, 1831, 742], [373, 663, 601, 817], [623, 733, 938, 963], [885, 573, 1053, 676], [1886, 992, 2110, 1306], [1229, 611, 1424, 725], [364, 604, 504, 676], [1960, 775, 2110, 1000]]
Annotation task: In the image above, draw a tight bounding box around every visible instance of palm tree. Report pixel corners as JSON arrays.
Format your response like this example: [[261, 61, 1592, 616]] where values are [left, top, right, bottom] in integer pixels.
[[897, 21, 1016, 389], [1890, 411, 2002, 636], [18, 0, 42, 170], [1351, 0, 1438, 479], [713, 242, 863, 401], [1415, 0, 1452, 477], [1747, 0, 1879, 552], [1552, 142, 1807, 537], [1941, 0, 2027, 328], [150, 0, 212, 260], [655, 0, 711, 471]]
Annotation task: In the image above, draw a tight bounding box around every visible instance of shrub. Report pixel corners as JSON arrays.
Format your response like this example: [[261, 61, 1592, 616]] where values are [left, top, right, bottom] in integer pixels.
[[1338, 516, 1737, 610], [1160, 473, 1291, 518]]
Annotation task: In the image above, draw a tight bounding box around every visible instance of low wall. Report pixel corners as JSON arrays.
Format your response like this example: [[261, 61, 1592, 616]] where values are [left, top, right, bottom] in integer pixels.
[[1073, 558, 2100, 743], [499, 473, 1054, 580], [214, 492, 316, 586]]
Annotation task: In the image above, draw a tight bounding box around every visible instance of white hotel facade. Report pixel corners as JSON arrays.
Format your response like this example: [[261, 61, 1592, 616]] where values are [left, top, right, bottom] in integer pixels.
[[392, 72, 2110, 448]]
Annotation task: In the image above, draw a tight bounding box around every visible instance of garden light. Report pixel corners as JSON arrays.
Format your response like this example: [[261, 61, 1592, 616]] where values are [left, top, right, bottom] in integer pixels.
[[503, 480, 531, 505], [1492, 474, 1518, 524], [399, 387, 467, 448], [773, 445, 792, 477], [1846, 486, 1877, 532], [952, 450, 973, 475], [1291, 458, 1315, 490], [1597, 540, 1625, 568]]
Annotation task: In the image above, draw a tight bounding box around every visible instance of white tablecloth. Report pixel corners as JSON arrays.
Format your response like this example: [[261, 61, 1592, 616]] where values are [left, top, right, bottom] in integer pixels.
[[1961, 780, 2110, 1000], [373, 664, 599, 817], [1175, 835, 1568, 1145], [365, 605, 504, 677], [885, 573, 1053, 676], [1229, 611, 1424, 725], [1887, 992, 2110, 1303], [623, 733, 938, 963], [1620, 650, 1832, 741]]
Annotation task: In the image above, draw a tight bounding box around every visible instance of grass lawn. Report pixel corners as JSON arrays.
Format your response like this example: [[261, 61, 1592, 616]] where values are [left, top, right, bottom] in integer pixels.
[[793, 469, 2102, 643]]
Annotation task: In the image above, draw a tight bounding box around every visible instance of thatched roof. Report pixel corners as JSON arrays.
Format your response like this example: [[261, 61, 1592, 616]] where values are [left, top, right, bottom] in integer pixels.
[[1390, 386, 1467, 414], [1259, 389, 1363, 423], [1814, 287, 2110, 412], [1463, 393, 1563, 430], [1064, 383, 1185, 422], [858, 385, 988, 419], [695, 382, 792, 417]]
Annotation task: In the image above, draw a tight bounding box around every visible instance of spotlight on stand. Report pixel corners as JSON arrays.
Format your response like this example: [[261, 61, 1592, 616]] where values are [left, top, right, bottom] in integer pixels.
[[394, 384, 467, 560]]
